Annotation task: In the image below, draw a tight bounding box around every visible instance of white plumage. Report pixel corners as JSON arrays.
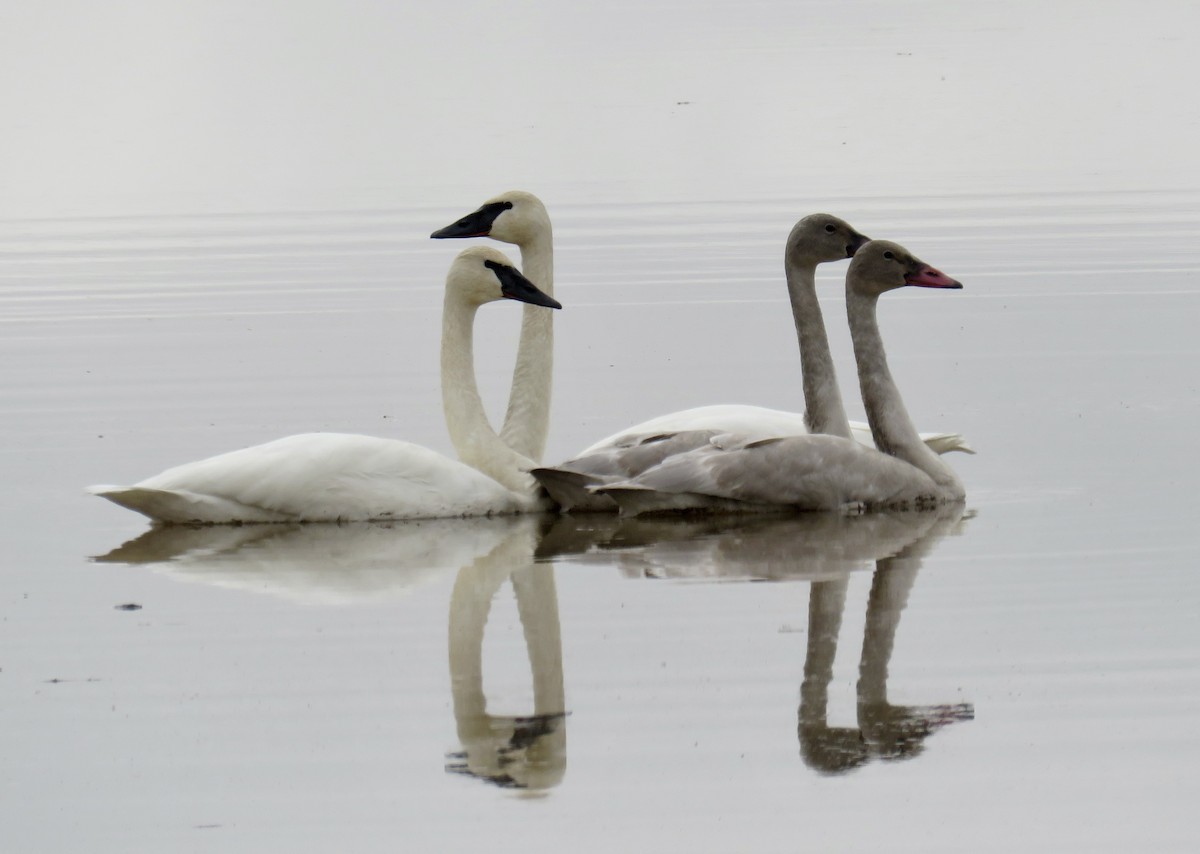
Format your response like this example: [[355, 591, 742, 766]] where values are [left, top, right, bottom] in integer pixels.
[[90, 246, 560, 524]]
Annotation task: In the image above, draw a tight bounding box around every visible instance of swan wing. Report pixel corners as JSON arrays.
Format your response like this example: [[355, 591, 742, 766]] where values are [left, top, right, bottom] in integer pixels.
[[531, 430, 718, 511], [598, 434, 941, 515]]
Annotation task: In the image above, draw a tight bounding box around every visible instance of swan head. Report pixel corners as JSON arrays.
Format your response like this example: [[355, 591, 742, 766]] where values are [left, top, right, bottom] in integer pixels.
[[431, 191, 551, 246], [448, 246, 562, 309], [847, 240, 962, 297], [787, 213, 871, 264]]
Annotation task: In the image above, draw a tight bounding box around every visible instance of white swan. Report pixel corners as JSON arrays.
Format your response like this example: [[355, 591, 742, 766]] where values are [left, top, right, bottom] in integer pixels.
[[89, 246, 561, 524], [597, 240, 967, 515], [432, 191, 554, 463], [530, 214, 970, 511]]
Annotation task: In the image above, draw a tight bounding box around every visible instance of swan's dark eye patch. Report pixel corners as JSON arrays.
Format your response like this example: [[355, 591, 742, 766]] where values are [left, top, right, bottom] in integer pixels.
[[824, 224, 836, 233], [883, 251, 895, 260]]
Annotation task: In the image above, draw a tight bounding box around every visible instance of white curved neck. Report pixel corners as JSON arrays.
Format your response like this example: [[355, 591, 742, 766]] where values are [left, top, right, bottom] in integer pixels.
[[785, 257, 852, 439], [846, 289, 963, 497], [441, 290, 540, 499], [500, 229, 554, 462]]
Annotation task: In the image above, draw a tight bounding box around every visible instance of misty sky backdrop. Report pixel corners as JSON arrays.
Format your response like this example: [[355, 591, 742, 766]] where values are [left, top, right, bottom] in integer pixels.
[[2, 0, 1197, 218]]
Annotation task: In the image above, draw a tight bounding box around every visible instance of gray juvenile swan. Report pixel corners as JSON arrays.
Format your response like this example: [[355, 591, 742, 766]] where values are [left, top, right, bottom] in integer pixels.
[[597, 240, 966, 515], [89, 247, 561, 524], [531, 215, 970, 511]]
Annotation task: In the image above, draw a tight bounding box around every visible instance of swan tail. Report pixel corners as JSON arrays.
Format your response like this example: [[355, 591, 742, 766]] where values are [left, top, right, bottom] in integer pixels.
[[530, 467, 618, 513], [918, 432, 976, 455], [87, 484, 291, 525]]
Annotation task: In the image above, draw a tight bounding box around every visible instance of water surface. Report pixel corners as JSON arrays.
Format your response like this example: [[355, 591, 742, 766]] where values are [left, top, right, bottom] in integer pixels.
[[4, 1, 1200, 850], [3, 188, 1198, 853]]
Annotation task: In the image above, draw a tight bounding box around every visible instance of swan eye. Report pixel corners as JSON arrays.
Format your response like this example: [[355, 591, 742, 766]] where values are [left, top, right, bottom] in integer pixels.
[[883, 251, 895, 260], [824, 224, 836, 233]]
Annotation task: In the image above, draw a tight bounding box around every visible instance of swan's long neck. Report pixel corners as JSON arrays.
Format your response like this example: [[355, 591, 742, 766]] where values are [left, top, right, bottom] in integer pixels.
[[441, 291, 540, 499], [846, 288, 963, 498], [785, 256, 852, 440], [500, 230, 554, 462]]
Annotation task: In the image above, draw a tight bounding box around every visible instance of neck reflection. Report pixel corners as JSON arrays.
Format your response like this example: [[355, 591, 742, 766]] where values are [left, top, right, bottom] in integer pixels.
[[799, 507, 974, 774], [543, 506, 975, 776], [446, 518, 568, 792]]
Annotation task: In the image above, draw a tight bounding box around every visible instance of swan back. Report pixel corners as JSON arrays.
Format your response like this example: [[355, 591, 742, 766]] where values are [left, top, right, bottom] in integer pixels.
[[91, 434, 525, 523]]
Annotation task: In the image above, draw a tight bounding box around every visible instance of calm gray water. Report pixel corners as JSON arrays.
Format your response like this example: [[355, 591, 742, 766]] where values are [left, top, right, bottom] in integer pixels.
[[3, 189, 1198, 852], [5, 0, 1200, 850]]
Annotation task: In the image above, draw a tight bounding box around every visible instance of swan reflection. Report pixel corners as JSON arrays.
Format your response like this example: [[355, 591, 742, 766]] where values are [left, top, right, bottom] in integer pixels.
[[445, 518, 567, 792], [92, 517, 525, 604], [94, 516, 571, 792], [94, 503, 971, 784], [537, 509, 949, 581], [799, 507, 974, 774], [558, 505, 976, 775]]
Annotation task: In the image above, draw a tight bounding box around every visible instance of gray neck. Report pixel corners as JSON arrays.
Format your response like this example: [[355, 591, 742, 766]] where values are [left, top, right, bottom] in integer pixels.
[[846, 288, 963, 497], [785, 256, 852, 439], [500, 230, 554, 462], [441, 292, 539, 498]]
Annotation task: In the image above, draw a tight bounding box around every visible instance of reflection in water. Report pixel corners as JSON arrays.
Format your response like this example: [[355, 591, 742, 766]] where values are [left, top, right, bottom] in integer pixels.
[[445, 518, 567, 792], [538, 510, 947, 581], [91, 517, 525, 604], [800, 507, 975, 774], [562, 506, 977, 775], [94, 515, 571, 792], [93, 505, 971, 784]]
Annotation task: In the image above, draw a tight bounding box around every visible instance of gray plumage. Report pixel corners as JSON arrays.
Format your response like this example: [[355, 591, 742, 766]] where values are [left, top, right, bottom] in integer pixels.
[[598, 240, 967, 516]]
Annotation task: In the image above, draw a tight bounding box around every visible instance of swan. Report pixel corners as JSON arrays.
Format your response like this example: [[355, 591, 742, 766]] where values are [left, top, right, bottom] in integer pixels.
[[89, 246, 561, 524], [529, 214, 971, 511], [596, 240, 967, 515], [431, 190, 554, 464]]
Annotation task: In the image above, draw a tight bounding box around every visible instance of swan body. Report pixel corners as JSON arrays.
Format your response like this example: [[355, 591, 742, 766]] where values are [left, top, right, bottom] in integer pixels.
[[597, 432, 947, 516], [90, 246, 561, 524], [540, 406, 971, 512], [531, 214, 970, 512], [598, 240, 967, 515], [89, 433, 530, 523]]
